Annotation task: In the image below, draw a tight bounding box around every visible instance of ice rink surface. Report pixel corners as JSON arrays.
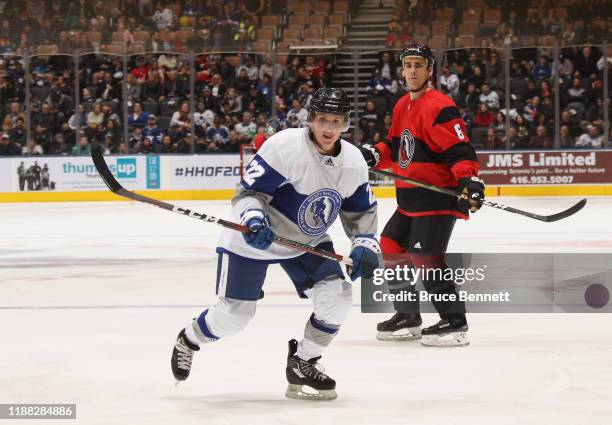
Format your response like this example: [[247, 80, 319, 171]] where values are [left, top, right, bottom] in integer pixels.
[[1, 196, 612, 425]]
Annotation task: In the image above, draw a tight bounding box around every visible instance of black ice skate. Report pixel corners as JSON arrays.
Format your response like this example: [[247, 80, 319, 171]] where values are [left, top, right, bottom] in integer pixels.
[[376, 312, 422, 341], [285, 339, 337, 400], [421, 316, 469, 347], [171, 329, 200, 383]]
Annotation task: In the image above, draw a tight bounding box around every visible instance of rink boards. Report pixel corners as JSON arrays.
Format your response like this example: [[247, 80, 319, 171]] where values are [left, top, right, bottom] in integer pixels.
[[1, 149, 611, 202]]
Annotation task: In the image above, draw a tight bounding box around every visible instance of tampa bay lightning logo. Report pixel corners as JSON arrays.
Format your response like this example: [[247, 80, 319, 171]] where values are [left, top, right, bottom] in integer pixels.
[[398, 128, 415, 169], [298, 189, 342, 236]]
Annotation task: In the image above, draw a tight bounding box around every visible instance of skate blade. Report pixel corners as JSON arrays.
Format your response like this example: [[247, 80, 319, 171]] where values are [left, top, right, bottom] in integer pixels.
[[376, 327, 421, 341], [285, 384, 337, 401], [420, 331, 469, 347]]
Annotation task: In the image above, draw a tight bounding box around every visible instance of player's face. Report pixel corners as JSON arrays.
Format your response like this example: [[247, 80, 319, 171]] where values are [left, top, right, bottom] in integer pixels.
[[402, 57, 430, 91], [310, 112, 346, 151]]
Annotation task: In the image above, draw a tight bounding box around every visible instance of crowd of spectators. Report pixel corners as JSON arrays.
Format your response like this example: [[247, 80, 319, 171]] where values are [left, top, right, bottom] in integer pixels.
[[0, 49, 336, 156], [0, 0, 286, 55], [0, 0, 610, 156], [360, 44, 610, 149]]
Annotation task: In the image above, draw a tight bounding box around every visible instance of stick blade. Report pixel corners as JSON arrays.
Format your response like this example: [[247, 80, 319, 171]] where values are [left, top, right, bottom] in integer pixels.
[[544, 198, 587, 222], [90, 140, 122, 193]]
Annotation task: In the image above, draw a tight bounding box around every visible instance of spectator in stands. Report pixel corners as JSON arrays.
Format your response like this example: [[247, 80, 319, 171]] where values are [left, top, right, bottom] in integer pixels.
[[285, 98, 307, 126], [479, 83, 500, 110], [158, 134, 175, 153], [3, 102, 25, 131], [143, 71, 163, 103], [33, 103, 56, 135], [170, 102, 192, 133], [482, 127, 504, 149], [128, 102, 149, 129], [199, 85, 220, 114], [575, 45, 599, 78], [462, 83, 480, 115], [236, 56, 258, 82], [151, 3, 174, 31], [234, 67, 252, 95], [126, 73, 142, 105], [132, 56, 150, 83], [242, 84, 269, 115], [101, 102, 120, 126], [9, 117, 26, 146], [366, 71, 392, 98], [559, 124, 575, 148], [68, 105, 86, 131], [87, 103, 105, 128], [209, 73, 227, 100], [128, 127, 143, 152], [362, 100, 380, 124], [142, 115, 163, 146], [576, 124, 604, 148], [240, 0, 265, 19], [222, 87, 243, 116], [475, 103, 495, 128], [32, 123, 51, 153], [97, 73, 122, 103], [492, 112, 506, 137], [206, 116, 229, 151], [72, 135, 91, 155], [47, 133, 70, 155], [527, 125, 552, 149], [22, 138, 44, 155], [0, 131, 20, 155], [234, 111, 257, 144], [532, 56, 551, 81], [503, 126, 522, 149], [104, 119, 122, 146], [563, 77, 587, 107], [259, 54, 283, 82], [440, 64, 460, 102], [161, 69, 187, 106], [138, 136, 155, 154], [193, 101, 214, 137]]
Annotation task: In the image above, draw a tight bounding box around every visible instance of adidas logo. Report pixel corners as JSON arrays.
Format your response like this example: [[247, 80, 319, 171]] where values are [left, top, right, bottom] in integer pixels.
[[413, 241, 422, 249], [323, 158, 334, 167]]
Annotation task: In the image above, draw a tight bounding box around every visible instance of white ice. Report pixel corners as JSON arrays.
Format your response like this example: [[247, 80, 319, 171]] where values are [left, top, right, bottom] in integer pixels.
[[1, 196, 611, 425]]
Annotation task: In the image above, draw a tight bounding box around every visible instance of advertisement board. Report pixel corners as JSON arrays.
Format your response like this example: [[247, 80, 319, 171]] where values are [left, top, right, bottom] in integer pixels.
[[161, 154, 241, 190], [478, 150, 612, 185], [4, 156, 150, 192]]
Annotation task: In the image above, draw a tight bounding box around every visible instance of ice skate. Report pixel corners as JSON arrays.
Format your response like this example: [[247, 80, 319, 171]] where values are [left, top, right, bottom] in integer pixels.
[[171, 328, 200, 383], [421, 317, 469, 347], [376, 312, 422, 341], [285, 339, 337, 400]]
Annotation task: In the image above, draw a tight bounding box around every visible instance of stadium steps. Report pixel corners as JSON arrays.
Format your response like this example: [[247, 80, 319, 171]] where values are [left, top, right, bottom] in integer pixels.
[[332, 0, 393, 102]]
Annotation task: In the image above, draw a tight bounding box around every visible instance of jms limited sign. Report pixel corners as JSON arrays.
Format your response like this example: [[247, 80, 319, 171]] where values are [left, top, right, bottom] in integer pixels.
[[478, 150, 612, 185]]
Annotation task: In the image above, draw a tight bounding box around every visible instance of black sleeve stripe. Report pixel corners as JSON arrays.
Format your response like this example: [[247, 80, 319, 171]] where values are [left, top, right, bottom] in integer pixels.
[[444, 142, 477, 167], [433, 106, 461, 126]]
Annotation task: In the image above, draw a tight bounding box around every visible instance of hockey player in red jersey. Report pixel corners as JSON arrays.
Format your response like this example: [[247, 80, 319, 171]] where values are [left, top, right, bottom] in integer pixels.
[[359, 44, 485, 346]]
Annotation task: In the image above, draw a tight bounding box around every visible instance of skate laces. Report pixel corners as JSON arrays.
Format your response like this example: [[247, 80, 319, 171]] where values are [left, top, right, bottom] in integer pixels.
[[175, 339, 195, 370], [300, 359, 329, 382]]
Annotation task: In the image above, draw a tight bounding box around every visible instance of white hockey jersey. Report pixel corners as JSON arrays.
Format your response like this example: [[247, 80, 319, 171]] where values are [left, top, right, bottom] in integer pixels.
[[218, 127, 378, 260]]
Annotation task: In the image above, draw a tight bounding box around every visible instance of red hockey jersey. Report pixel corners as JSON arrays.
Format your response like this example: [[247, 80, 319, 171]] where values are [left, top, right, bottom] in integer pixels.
[[375, 89, 479, 219]]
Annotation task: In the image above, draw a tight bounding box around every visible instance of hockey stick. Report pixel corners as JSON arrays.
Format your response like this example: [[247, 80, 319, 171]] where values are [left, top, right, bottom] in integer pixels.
[[369, 168, 587, 222], [90, 143, 352, 265]]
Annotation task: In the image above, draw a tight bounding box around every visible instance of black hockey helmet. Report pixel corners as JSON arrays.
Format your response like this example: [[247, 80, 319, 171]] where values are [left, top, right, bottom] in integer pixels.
[[309, 87, 351, 115], [308, 87, 351, 132], [400, 43, 435, 69]]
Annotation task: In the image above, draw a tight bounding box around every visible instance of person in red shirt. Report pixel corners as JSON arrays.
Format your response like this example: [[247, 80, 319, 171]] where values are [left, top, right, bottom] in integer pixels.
[[359, 44, 485, 347], [252, 124, 276, 152]]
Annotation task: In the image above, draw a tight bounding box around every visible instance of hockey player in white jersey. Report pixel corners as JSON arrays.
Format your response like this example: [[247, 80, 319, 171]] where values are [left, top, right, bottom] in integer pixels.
[[171, 88, 380, 400]]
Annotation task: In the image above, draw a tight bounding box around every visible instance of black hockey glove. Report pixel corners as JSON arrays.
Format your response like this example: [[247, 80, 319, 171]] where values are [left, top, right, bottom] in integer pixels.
[[358, 144, 380, 168], [458, 176, 485, 213]]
